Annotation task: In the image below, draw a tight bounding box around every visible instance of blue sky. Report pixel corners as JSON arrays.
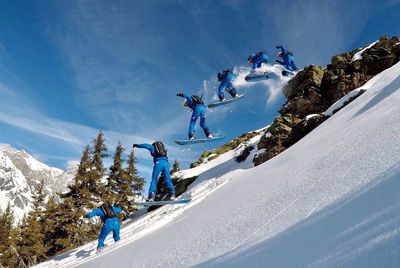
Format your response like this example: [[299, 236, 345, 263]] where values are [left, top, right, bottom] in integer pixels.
[[0, 0, 399, 187]]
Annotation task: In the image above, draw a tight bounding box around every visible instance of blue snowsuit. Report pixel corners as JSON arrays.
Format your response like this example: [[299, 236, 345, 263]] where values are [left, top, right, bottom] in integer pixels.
[[86, 205, 122, 249], [218, 70, 237, 101], [181, 94, 211, 139], [276, 46, 298, 71], [249, 52, 269, 70], [136, 143, 175, 199]]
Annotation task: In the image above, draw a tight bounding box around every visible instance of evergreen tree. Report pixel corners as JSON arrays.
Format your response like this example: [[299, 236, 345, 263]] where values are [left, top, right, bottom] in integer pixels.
[[90, 130, 109, 198], [171, 159, 181, 174], [0, 203, 18, 268], [17, 180, 47, 266], [107, 142, 125, 202], [49, 146, 100, 255], [127, 150, 145, 195]]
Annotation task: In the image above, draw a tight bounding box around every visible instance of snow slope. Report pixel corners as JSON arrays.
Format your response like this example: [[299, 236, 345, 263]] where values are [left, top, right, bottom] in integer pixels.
[[35, 61, 400, 268]]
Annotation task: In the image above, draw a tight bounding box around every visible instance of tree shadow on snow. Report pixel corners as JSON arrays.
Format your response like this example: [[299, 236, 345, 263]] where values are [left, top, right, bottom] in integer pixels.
[[197, 162, 400, 268]]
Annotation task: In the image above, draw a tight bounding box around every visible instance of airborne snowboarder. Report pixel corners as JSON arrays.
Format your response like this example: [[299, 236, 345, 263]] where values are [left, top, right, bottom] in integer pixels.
[[133, 141, 175, 201], [247, 51, 269, 72], [217, 68, 238, 102], [275, 45, 298, 72], [176, 92, 214, 141]]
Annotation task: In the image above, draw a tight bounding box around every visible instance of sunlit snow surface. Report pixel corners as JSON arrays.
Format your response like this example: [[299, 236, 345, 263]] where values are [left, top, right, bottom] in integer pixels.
[[35, 62, 400, 268]]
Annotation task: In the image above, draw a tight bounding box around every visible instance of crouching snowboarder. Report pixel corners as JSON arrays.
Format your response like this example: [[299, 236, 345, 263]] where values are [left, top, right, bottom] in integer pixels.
[[133, 141, 176, 201], [248, 51, 269, 72], [177, 92, 213, 141], [275, 45, 298, 71], [86, 199, 122, 252], [217, 69, 238, 101]]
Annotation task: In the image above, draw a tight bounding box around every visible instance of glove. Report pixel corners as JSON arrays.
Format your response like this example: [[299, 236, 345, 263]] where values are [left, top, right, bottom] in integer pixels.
[[133, 144, 139, 148], [177, 92, 184, 97]]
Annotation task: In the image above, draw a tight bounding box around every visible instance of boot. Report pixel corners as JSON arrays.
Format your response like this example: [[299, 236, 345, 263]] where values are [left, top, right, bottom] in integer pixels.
[[204, 129, 213, 139]]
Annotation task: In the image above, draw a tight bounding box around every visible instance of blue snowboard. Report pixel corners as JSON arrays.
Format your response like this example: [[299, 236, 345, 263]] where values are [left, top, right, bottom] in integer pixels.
[[245, 72, 270, 82], [207, 94, 245, 108], [175, 136, 225, 145], [134, 198, 192, 206]]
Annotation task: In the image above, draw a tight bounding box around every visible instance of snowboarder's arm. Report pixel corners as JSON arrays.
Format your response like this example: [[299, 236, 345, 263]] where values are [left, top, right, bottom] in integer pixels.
[[86, 208, 101, 218], [276, 46, 286, 53], [136, 143, 155, 153], [275, 60, 285, 65]]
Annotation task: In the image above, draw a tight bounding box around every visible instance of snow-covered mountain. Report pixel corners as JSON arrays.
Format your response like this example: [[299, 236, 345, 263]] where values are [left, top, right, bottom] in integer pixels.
[[34, 54, 400, 266], [0, 145, 74, 222]]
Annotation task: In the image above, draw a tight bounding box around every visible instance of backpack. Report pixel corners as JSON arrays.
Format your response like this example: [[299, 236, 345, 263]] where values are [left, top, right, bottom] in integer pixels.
[[153, 141, 167, 157], [191, 95, 204, 105], [100, 202, 116, 219]]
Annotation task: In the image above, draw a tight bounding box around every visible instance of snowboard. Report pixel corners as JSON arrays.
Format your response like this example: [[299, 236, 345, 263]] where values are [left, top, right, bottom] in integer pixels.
[[245, 72, 270, 82], [175, 136, 225, 145], [282, 70, 295, 77], [207, 94, 245, 108], [133, 198, 192, 206]]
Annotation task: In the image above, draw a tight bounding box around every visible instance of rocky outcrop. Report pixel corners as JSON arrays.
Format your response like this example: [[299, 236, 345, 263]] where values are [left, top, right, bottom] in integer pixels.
[[253, 36, 400, 166], [321, 36, 400, 102]]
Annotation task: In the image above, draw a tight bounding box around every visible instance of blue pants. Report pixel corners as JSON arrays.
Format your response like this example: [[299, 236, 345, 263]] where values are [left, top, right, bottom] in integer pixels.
[[218, 82, 237, 101], [188, 104, 209, 138], [277, 55, 297, 71], [98, 218, 120, 248], [149, 158, 175, 198]]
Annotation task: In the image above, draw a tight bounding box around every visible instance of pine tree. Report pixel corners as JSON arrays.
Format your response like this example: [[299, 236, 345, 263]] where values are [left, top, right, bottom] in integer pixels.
[[127, 150, 145, 195], [90, 130, 109, 198], [0, 203, 18, 268], [107, 142, 125, 202], [49, 146, 100, 255], [17, 180, 47, 266], [171, 159, 181, 174]]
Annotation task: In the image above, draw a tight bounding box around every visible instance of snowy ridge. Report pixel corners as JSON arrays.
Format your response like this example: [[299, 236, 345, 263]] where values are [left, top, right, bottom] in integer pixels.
[[0, 145, 74, 222], [35, 62, 400, 267], [351, 40, 378, 62]]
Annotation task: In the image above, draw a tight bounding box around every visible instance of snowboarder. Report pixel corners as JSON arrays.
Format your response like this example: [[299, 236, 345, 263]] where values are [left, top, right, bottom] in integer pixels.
[[275, 46, 298, 71], [217, 69, 238, 102], [248, 51, 269, 71], [132, 141, 175, 201], [86, 199, 122, 252], [176, 92, 213, 141]]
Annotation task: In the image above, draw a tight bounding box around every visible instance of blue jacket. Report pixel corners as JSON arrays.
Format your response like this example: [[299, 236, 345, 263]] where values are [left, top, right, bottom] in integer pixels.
[[182, 94, 205, 110], [86, 205, 122, 224], [137, 143, 168, 162]]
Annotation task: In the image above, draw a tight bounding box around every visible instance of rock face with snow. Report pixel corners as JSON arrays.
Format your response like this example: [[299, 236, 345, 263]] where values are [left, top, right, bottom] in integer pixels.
[[322, 35, 400, 101], [0, 145, 74, 222], [254, 35, 400, 166]]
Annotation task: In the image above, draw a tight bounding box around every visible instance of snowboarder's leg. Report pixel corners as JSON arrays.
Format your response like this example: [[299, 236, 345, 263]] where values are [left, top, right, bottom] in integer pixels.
[[289, 57, 298, 71], [199, 108, 212, 138], [112, 221, 121, 242], [226, 84, 237, 98], [148, 163, 162, 199], [160, 160, 175, 196], [188, 115, 199, 140], [218, 82, 226, 101], [98, 225, 112, 249]]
